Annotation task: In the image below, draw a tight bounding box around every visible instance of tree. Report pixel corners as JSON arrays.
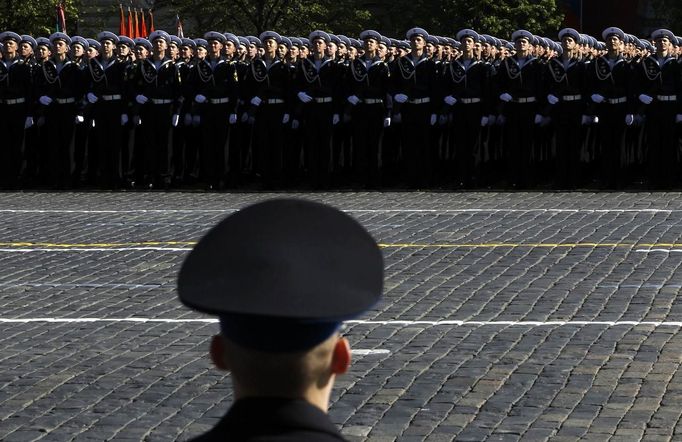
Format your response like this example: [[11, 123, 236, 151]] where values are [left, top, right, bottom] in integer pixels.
[[0, 0, 80, 36], [649, 0, 682, 33]]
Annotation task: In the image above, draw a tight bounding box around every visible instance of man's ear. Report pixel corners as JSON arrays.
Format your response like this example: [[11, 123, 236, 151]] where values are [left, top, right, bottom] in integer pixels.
[[210, 335, 230, 371], [330, 337, 351, 375]]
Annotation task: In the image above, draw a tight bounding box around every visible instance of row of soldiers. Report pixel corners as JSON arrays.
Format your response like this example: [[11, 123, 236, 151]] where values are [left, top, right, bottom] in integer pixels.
[[0, 25, 681, 190]]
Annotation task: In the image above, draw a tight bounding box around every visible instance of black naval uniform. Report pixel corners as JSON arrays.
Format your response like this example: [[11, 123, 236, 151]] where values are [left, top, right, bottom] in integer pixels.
[[346, 55, 391, 187], [130, 56, 181, 187], [189, 398, 346, 442], [243, 57, 291, 187], [496, 55, 542, 187], [391, 53, 438, 188], [86, 54, 129, 187], [588, 54, 634, 187], [294, 56, 342, 188], [441, 56, 493, 187], [188, 55, 239, 188], [35, 56, 84, 187], [0, 55, 32, 188], [637, 54, 681, 187], [544, 56, 587, 188]]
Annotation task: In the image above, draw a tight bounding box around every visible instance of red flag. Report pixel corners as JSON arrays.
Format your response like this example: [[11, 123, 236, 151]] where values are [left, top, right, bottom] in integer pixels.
[[140, 9, 148, 38], [56, 2, 67, 33], [127, 7, 133, 39], [175, 14, 184, 38], [119, 4, 127, 37], [134, 9, 140, 39], [149, 9, 155, 33]]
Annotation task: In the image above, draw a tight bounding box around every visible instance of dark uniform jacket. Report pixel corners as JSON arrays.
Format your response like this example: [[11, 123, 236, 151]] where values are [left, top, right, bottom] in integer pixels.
[[294, 56, 343, 116], [345, 56, 391, 117], [189, 398, 347, 442], [390, 53, 438, 115], [129, 56, 181, 113], [440, 57, 493, 114], [188, 56, 239, 114]]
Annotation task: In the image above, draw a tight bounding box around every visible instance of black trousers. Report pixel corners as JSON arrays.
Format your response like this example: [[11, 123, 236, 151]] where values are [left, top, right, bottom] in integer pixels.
[[351, 103, 384, 187], [45, 102, 77, 187], [0, 103, 27, 188], [302, 102, 334, 188], [139, 103, 172, 184]]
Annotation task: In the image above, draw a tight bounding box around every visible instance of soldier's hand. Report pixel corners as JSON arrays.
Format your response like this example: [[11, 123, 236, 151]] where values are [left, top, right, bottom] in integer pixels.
[[172, 114, 180, 127], [480, 116, 489, 127], [534, 114, 543, 125], [638, 94, 653, 105], [24, 116, 34, 129], [120, 114, 129, 126], [676, 114, 682, 124], [229, 114, 238, 124], [429, 114, 437, 126], [250, 96, 262, 107], [590, 94, 605, 104], [347, 95, 360, 106], [332, 114, 340, 125], [39, 96, 52, 106], [86, 92, 99, 104], [625, 114, 634, 126], [383, 117, 391, 128], [297, 92, 313, 103], [135, 94, 148, 105], [133, 115, 142, 126], [195, 94, 207, 104], [282, 113, 290, 124], [547, 94, 559, 105], [394, 93, 408, 103], [75, 115, 85, 124], [499, 93, 512, 103], [444, 95, 457, 106]]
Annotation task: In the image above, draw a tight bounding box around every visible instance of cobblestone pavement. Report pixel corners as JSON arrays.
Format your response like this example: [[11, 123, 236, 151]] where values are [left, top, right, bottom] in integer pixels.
[[1, 192, 682, 441]]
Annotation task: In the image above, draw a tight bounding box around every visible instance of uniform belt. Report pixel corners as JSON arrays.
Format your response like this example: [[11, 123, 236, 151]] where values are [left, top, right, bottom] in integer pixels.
[[460, 98, 481, 104], [209, 97, 230, 104], [362, 98, 383, 104], [0, 98, 26, 105], [150, 98, 173, 104], [657, 95, 677, 102], [562, 94, 582, 101], [267, 98, 285, 104], [409, 97, 431, 104], [606, 97, 627, 104], [314, 97, 333, 103], [512, 97, 536, 103], [55, 97, 76, 104], [101, 94, 122, 101]]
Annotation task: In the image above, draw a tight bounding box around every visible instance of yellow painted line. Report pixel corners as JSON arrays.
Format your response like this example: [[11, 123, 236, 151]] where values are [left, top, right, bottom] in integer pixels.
[[0, 241, 197, 248], [0, 241, 682, 250]]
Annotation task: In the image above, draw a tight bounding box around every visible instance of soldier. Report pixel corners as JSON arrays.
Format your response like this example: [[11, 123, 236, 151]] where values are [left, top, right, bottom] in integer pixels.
[[390, 27, 439, 188], [33, 33, 84, 188], [86, 38, 100, 59], [293, 30, 342, 189], [588, 27, 633, 188], [130, 30, 181, 189], [496, 29, 543, 188], [117, 36, 135, 62], [83, 31, 129, 188], [134, 38, 151, 60], [544, 27, 589, 188], [442, 29, 494, 188], [173, 38, 196, 185], [637, 29, 681, 188], [0, 31, 33, 189], [188, 31, 239, 190], [169, 36, 181, 61], [346, 30, 391, 188], [70, 36, 88, 65], [242, 31, 291, 188]]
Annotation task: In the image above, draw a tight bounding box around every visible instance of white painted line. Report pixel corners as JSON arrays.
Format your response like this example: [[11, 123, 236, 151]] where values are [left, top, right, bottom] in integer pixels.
[[1, 318, 681, 327], [352, 349, 390, 356], [598, 284, 682, 289], [1, 208, 681, 214], [0, 248, 191, 252], [0, 283, 165, 289], [636, 249, 682, 254]]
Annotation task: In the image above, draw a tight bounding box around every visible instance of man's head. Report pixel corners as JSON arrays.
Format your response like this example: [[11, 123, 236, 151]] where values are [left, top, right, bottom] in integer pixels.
[[178, 199, 383, 408]]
